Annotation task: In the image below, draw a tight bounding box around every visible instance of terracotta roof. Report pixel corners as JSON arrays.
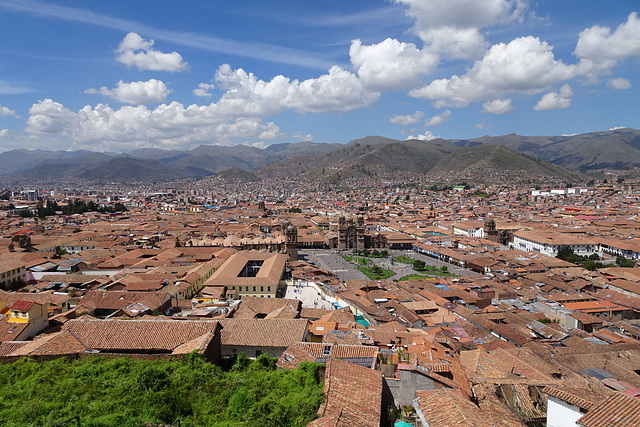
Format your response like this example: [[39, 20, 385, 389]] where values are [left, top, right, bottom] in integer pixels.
[[11, 300, 36, 311], [277, 342, 378, 369], [203, 251, 287, 288], [311, 357, 382, 427], [232, 296, 301, 319], [576, 392, 640, 427], [542, 386, 605, 411], [63, 318, 220, 352], [219, 318, 308, 348], [413, 389, 497, 427]]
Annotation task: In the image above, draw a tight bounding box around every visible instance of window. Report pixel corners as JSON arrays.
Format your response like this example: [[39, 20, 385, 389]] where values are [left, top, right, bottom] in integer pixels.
[[268, 286, 271, 292], [253, 286, 256, 292], [261, 286, 263, 292]]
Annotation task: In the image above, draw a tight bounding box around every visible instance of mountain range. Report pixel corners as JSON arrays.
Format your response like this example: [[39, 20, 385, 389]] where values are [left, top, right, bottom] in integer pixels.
[[4, 128, 639, 183]]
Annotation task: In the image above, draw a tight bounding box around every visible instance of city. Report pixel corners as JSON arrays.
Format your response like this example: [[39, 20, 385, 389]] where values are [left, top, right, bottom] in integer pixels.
[[1, 0, 640, 425], [0, 172, 639, 426]]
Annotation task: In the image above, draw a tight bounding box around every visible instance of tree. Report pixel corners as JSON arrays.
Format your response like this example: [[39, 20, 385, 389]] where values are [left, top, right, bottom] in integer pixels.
[[556, 246, 574, 261], [616, 256, 636, 267], [413, 260, 426, 270]]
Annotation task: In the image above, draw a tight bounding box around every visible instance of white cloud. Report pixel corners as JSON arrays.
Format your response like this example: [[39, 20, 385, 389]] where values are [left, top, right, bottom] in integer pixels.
[[26, 99, 77, 134], [410, 36, 577, 107], [476, 123, 494, 130], [607, 77, 631, 90], [389, 111, 424, 126], [534, 84, 573, 111], [482, 99, 513, 114], [85, 79, 171, 105], [22, 62, 383, 151], [292, 132, 314, 141], [609, 126, 628, 131], [0, 129, 10, 137], [574, 13, 640, 82], [193, 83, 216, 97], [116, 32, 188, 72], [394, 0, 530, 59], [0, 105, 19, 118], [24, 67, 379, 151], [424, 109, 452, 126], [406, 131, 437, 141], [349, 38, 438, 91], [25, 99, 284, 151], [575, 13, 640, 62], [213, 64, 379, 115]]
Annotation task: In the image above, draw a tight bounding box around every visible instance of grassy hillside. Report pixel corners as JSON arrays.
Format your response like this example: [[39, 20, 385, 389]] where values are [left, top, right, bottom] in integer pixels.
[[217, 168, 259, 182], [428, 144, 578, 180]]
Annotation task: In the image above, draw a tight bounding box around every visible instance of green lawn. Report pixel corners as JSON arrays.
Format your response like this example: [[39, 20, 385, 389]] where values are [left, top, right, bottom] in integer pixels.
[[397, 274, 431, 281], [392, 256, 414, 264], [359, 266, 395, 280], [393, 256, 457, 277], [343, 256, 371, 265]]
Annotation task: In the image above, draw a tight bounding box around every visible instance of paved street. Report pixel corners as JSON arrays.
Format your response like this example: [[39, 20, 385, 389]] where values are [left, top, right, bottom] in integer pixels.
[[299, 248, 479, 282], [284, 282, 334, 309], [299, 250, 368, 281]]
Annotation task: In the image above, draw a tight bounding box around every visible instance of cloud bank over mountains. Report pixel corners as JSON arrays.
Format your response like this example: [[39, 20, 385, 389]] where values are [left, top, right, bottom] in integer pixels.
[[2, 1, 640, 151]]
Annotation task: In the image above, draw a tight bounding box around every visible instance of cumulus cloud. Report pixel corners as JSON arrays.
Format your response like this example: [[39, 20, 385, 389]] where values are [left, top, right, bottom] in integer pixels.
[[116, 32, 188, 72], [424, 109, 452, 126], [85, 79, 171, 104], [26, 99, 77, 134], [25, 99, 283, 151], [349, 38, 438, 91], [0, 105, 19, 118], [607, 77, 631, 90], [395, 0, 529, 59], [22, 63, 381, 151], [410, 36, 576, 107], [389, 111, 424, 126], [575, 13, 640, 62], [482, 99, 513, 114], [213, 64, 379, 115], [406, 130, 437, 141], [574, 13, 640, 82], [193, 83, 216, 97], [534, 84, 573, 111]]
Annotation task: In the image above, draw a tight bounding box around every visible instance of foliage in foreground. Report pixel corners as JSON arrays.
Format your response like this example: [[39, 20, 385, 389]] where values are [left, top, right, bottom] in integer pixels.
[[0, 353, 324, 427]]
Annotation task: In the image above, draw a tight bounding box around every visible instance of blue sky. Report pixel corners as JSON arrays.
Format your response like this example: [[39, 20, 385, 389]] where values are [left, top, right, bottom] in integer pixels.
[[0, 0, 638, 152]]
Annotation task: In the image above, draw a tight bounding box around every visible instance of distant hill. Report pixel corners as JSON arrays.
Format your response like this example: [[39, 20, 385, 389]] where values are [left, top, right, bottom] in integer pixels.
[[428, 144, 578, 180], [2, 128, 639, 182], [261, 137, 577, 182], [216, 168, 259, 182], [78, 157, 194, 182], [467, 128, 640, 170]]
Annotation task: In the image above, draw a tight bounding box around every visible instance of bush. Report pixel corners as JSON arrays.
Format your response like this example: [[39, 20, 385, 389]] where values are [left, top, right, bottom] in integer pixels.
[[0, 353, 324, 427]]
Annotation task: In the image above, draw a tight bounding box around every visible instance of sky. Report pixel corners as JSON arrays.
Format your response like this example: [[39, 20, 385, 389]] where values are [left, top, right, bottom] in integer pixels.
[[0, 0, 639, 153]]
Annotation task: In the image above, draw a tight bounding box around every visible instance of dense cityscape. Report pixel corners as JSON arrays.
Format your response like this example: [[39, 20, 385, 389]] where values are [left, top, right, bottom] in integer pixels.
[[0, 170, 638, 426]]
